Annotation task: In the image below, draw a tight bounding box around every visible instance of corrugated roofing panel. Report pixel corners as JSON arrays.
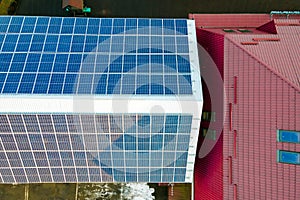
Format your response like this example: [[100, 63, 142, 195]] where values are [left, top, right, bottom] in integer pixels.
[[275, 19, 300, 25], [193, 14, 300, 200], [227, 29, 300, 91], [190, 14, 271, 28], [223, 38, 300, 200]]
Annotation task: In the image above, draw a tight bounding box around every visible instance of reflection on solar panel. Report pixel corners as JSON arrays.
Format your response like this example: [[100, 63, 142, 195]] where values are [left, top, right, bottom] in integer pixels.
[[0, 16, 192, 95], [0, 16, 202, 184], [0, 114, 192, 182]]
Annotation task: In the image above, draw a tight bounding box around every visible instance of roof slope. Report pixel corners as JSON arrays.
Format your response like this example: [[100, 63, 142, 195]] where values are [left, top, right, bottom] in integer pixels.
[[190, 14, 300, 91], [189, 14, 271, 28], [227, 19, 300, 90]]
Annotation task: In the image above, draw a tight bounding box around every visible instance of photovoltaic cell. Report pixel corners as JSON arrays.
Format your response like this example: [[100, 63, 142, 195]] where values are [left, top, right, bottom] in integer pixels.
[[0, 16, 193, 95], [0, 113, 191, 183], [0, 16, 200, 184]]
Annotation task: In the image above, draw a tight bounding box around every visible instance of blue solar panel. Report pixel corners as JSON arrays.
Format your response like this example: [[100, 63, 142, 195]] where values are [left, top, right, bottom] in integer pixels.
[[0, 113, 192, 183], [0, 16, 193, 95]]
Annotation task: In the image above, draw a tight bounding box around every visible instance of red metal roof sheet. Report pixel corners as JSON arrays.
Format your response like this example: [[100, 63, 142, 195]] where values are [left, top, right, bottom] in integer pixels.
[[189, 14, 271, 28], [200, 27, 266, 35], [192, 13, 300, 200], [222, 39, 300, 200], [191, 14, 300, 91], [227, 24, 300, 91]]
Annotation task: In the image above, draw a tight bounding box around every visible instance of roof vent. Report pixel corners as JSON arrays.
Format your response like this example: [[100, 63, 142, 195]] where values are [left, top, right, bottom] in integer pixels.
[[252, 38, 280, 42], [238, 29, 252, 33], [223, 29, 236, 33], [241, 42, 258, 45]]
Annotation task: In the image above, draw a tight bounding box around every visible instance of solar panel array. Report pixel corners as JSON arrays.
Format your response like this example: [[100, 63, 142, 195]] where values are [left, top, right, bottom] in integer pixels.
[[0, 16, 200, 183], [0, 16, 193, 95], [0, 114, 192, 183]]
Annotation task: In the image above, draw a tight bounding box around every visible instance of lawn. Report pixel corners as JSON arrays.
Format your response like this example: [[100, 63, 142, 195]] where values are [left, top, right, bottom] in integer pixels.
[[170, 183, 192, 200], [0, 0, 15, 15], [0, 184, 25, 200]]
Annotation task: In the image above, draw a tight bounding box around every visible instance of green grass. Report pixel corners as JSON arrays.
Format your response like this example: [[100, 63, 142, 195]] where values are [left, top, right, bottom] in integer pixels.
[[0, 184, 25, 200], [171, 183, 192, 200], [0, 183, 175, 199], [0, 184, 76, 200], [0, 0, 15, 15], [29, 183, 76, 200]]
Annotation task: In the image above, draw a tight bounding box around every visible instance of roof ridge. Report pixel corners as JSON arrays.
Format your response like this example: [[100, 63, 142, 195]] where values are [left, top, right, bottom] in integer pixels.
[[225, 36, 300, 92]]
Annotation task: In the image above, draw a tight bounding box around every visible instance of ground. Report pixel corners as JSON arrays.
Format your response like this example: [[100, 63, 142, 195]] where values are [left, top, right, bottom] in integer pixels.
[[0, 0, 15, 15], [14, 0, 300, 18], [0, 183, 191, 200]]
